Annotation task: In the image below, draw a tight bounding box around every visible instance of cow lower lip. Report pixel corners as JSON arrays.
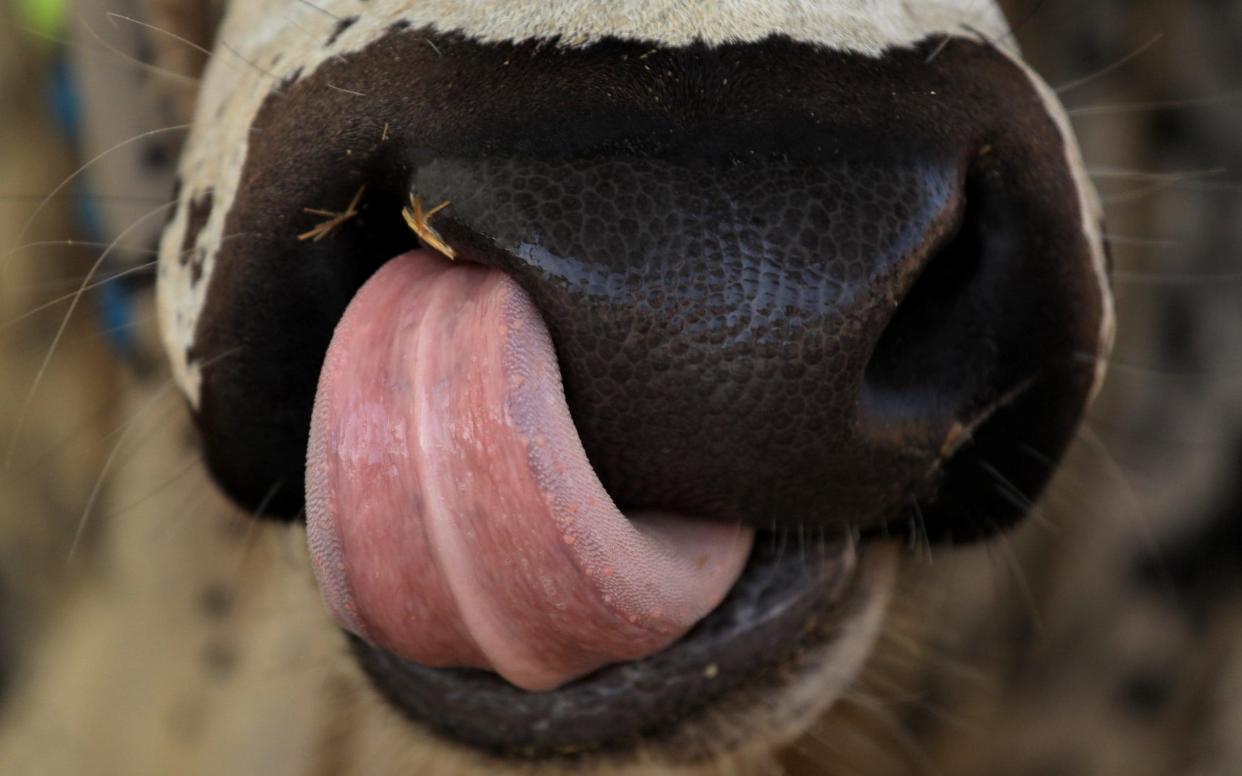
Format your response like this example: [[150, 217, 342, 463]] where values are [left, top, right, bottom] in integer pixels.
[[351, 530, 861, 757]]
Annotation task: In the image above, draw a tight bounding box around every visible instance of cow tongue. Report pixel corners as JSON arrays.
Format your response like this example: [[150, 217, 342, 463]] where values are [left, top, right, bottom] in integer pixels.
[[305, 250, 754, 692]]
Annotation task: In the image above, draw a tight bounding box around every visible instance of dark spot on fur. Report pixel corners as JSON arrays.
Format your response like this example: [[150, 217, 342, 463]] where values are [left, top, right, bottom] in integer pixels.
[[390, 20, 411, 32], [143, 141, 173, 172], [1159, 299, 1201, 374], [1148, 107, 1193, 150], [202, 640, 238, 679], [1119, 671, 1173, 716], [199, 584, 235, 619], [326, 16, 358, 46], [180, 191, 214, 269], [188, 248, 208, 286], [279, 67, 305, 93], [1135, 438, 1242, 621], [165, 177, 183, 229]]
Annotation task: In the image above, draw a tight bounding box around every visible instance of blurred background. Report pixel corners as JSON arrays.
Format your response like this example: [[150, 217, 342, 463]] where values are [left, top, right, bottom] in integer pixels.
[[0, 1, 1239, 773]]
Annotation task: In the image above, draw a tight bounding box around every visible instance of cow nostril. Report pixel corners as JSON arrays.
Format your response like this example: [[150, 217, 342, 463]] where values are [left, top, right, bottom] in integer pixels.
[[859, 157, 1106, 542], [860, 172, 991, 440]]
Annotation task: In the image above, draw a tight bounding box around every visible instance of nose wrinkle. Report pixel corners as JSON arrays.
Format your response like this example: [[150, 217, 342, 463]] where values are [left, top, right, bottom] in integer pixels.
[[414, 156, 965, 529]]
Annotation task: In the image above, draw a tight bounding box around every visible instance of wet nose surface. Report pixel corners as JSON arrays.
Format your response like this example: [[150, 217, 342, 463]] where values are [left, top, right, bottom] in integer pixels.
[[412, 124, 1107, 536], [418, 156, 964, 529], [180, 30, 1108, 542]]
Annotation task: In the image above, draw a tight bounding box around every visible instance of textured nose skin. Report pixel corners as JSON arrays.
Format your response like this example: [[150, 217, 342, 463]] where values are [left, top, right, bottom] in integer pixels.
[[418, 156, 965, 529], [179, 30, 1107, 540]]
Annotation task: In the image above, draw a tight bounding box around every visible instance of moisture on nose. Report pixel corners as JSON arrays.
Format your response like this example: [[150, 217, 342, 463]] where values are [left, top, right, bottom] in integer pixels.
[[409, 135, 1106, 539], [412, 155, 978, 531], [180, 33, 1105, 540]]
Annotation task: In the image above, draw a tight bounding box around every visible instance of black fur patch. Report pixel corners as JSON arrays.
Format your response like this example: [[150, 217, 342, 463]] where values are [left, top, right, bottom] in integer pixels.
[[179, 190, 214, 287], [326, 16, 358, 47]]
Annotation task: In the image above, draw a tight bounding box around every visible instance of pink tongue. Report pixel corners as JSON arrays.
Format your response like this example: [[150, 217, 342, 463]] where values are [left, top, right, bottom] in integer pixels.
[[305, 250, 753, 692]]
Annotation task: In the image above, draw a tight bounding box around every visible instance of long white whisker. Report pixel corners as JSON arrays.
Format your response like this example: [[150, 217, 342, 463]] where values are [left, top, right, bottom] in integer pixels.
[[1107, 235, 1179, 248], [4, 390, 119, 482], [66, 346, 241, 564], [66, 379, 180, 564], [1069, 88, 1242, 117], [227, 480, 286, 583], [77, 12, 201, 85], [99, 450, 203, 524], [1055, 33, 1164, 95], [5, 232, 247, 331], [293, 0, 343, 20], [105, 12, 276, 80], [1, 11, 199, 84], [1113, 269, 1242, 287], [1, 123, 190, 275], [1100, 169, 1229, 206], [1076, 423, 1167, 575], [0, 193, 170, 205], [8, 239, 158, 255], [71, 314, 155, 347], [4, 201, 175, 471], [1089, 165, 1226, 181], [984, 518, 1043, 632], [1, 260, 158, 331], [1073, 350, 1242, 381]]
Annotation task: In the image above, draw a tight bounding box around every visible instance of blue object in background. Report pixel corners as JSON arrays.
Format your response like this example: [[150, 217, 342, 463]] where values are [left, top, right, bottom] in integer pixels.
[[47, 52, 140, 359]]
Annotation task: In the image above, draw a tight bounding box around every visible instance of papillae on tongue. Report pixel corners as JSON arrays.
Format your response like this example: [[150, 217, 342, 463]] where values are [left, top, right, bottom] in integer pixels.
[[305, 250, 754, 692]]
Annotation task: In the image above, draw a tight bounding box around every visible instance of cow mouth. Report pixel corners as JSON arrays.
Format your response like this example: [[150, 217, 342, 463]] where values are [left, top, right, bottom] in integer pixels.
[[303, 248, 875, 755], [185, 147, 1102, 753], [351, 527, 867, 758], [167, 32, 1108, 758]]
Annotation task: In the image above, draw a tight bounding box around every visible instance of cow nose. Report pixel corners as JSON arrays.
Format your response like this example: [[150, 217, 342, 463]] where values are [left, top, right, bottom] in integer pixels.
[[414, 144, 1103, 538], [178, 33, 1109, 543]]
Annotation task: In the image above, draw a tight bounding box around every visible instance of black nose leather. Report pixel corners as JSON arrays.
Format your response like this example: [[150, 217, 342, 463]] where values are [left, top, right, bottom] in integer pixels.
[[415, 143, 1091, 533], [418, 156, 960, 528], [182, 31, 1106, 540]]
